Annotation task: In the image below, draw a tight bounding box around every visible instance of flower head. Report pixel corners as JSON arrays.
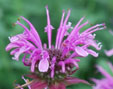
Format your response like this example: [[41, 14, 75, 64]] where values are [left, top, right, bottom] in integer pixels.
[[92, 62, 113, 89], [6, 6, 105, 89]]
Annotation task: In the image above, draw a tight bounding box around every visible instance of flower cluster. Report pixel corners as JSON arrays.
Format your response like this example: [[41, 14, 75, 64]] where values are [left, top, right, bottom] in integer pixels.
[[6, 6, 106, 89], [92, 62, 113, 89]]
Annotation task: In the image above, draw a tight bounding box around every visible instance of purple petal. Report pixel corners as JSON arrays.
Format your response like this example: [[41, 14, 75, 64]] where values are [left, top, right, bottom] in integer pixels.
[[86, 49, 98, 57], [82, 23, 105, 34], [55, 10, 65, 49], [10, 48, 19, 55], [31, 58, 37, 72], [65, 59, 79, 69], [75, 46, 88, 57], [58, 61, 65, 73], [22, 54, 31, 66], [50, 64, 55, 78], [26, 74, 39, 79], [16, 21, 42, 49], [57, 10, 71, 49], [30, 81, 47, 89], [104, 49, 113, 56], [20, 16, 43, 48], [45, 6, 54, 49], [5, 43, 19, 51], [38, 59, 49, 72], [67, 16, 85, 40], [49, 83, 66, 89], [42, 50, 49, 59], [65, 77, 90, 86], [8, 36, 19, 42], [107, 62, 113, 73], [88, 40, 102, 50], [12, 46, 30, 61], [50, 57, 56, 78], [96, 65, 113, 79]]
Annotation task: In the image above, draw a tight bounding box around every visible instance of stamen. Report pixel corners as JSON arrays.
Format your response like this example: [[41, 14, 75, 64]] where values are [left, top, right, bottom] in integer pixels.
[[15, 80, 34, 89]]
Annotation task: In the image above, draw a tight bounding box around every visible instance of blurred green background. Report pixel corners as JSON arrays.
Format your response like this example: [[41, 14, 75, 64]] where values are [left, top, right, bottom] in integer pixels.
[[0, 0, 113, 89]]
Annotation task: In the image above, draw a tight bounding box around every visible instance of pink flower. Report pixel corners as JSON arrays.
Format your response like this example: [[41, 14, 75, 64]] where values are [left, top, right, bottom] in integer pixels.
[[6, 6, 105, 89], [92, 62, 113, 89]]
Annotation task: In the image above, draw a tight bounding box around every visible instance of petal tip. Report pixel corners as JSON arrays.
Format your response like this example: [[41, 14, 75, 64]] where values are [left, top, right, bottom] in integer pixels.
[[38, 59, 49, 72]]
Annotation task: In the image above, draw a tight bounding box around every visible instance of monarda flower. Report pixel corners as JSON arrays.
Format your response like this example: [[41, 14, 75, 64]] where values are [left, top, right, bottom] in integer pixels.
[[6, 6, 105, 89], [92, 62, 113, 89]]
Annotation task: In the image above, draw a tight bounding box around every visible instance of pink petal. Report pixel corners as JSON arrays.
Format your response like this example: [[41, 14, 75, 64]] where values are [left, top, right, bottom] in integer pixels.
[[45, 6, 54, 49], [12, 46, 30, 61], [55, 10, 65, 49], [65, 77, 90, 86], [88, 40, 102, 50], [96, 65, 113, 79], [31, 58, 38, 72], [86, 49, 98, 57], [38, 59, 49, 72], [10, 48, 19, 55], [30, 81, 47, 89], [75, 46, 88, 57], [104, 49, 113, 56], [5, 43, 19, 51], [42, 51, 49, 59], [49, 83, 66, 89], [22, 54, 31, 66], [107, 62, 113, 73], [67, 16, 85, 40], [26, 74, 39, 79], [58, 61, 65, 73], [57, 9, 71, 49], [50, 65, 55, 78], [8, 36, 19, 42], [65, 59, 79, 69], [20, 16, 43, 48]]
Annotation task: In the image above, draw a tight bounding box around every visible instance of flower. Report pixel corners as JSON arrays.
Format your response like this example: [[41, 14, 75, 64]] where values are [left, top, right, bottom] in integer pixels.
[[6, 6, 105, 89], [92, 62, 113, 89]]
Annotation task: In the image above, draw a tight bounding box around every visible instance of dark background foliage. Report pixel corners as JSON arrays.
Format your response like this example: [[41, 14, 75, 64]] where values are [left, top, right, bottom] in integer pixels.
[[0, 0, 113, 89]]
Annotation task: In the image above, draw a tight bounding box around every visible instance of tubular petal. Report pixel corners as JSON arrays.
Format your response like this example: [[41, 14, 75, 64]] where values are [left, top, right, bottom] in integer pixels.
[[38, 59, 49, 72], [67, 16, 85, 40], [20, 16, 43, 49], [45, 6, 54, 49], [75, 46, 89, 57], [65, 77, 90, 86], [105, 49, 113, 56], [55, 10, 65, 48], [96, 65, 113, 79]]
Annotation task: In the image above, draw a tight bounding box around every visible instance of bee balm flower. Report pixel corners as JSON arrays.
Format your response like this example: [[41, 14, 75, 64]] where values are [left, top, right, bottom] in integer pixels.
[[6, 6, 105, 89], [92, 62, 113, 89]]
